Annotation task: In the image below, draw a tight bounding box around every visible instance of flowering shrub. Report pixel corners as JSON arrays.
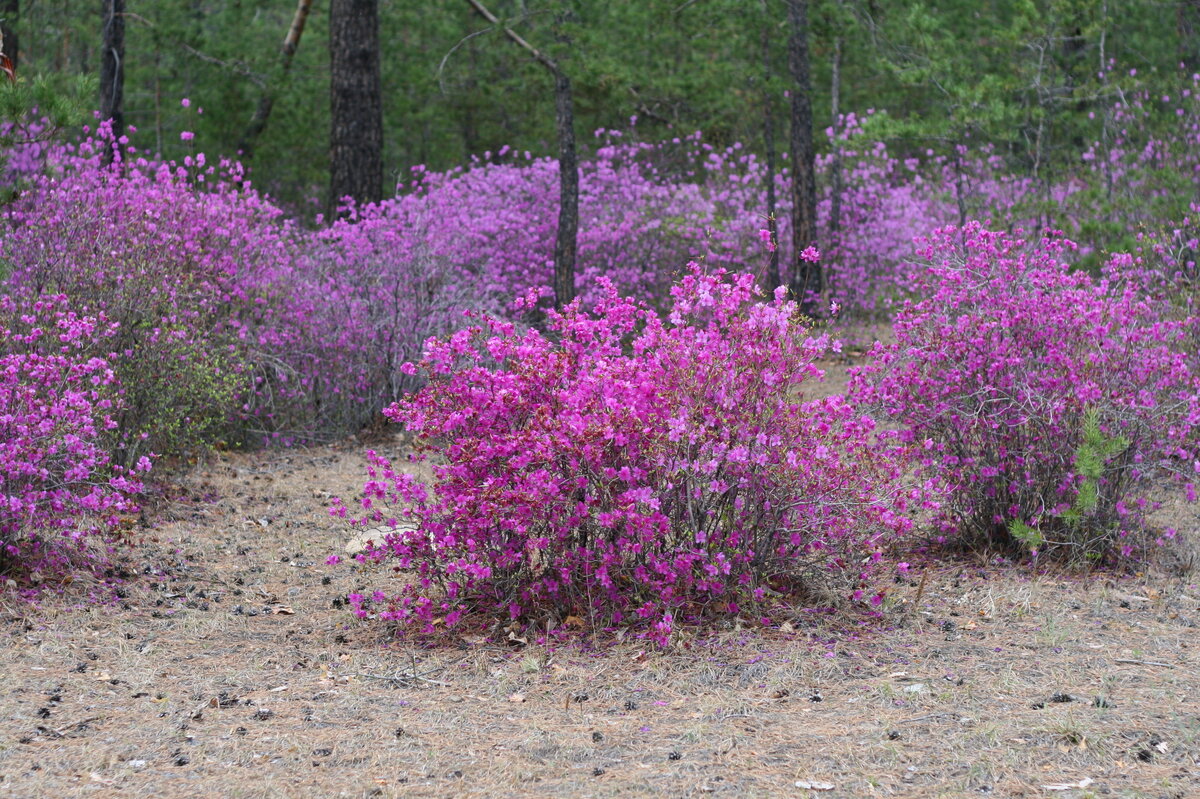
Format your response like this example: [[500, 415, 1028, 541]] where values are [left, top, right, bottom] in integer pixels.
[[286, 204, 502, 435], [1, 119, 504, 449], [0, 122, 300, 461], [334, 265, 921, 641], [0, 295, 148, 582], [850, 224, 1197, 561], [383, 124, 946, 321]]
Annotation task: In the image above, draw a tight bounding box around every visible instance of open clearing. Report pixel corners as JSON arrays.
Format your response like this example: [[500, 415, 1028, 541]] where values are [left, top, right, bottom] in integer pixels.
[[1, 417, 1198, 798]]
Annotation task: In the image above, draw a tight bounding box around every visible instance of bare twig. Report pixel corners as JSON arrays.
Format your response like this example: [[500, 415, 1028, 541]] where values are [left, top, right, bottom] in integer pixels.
[[899, 712, 957, 725], [463, 0, 559, 72], [1113, 658, 1176, 669], [354, 671, 452, 687], [436, 26, 496, 94]]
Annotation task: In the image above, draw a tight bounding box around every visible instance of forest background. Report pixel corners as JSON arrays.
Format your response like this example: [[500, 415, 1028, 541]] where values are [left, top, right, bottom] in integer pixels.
[[4, 0, 1193, 222]]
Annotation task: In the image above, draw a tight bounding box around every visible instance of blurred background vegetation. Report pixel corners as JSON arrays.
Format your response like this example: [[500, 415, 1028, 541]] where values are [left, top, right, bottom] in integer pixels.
[[4, 0, 1196, 210]]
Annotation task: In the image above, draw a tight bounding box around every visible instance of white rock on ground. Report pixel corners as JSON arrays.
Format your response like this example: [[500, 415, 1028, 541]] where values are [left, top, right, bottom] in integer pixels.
[[345, 520, 418, 555]]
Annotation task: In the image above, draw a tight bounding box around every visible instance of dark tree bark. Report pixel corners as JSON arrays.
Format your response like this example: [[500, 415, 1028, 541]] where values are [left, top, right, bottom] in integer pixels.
[[1, 0, 18, 70], [551, 66, 578, 308], [829, 30, 843, 251], [786, 0, 818, 311], [466, 0, 577, 308], [761, 3, 780, 292], [330, 0, 383, 210], [99, 0, 125, 161], [835, 27, 844, 289], [240, 0, 313, 158]]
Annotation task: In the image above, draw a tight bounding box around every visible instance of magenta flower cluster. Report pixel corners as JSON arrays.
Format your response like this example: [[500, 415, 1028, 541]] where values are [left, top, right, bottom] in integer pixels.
[[332, 264, 926, 641], [0, 295, 148, 581], [850, 224, 1198, 559]]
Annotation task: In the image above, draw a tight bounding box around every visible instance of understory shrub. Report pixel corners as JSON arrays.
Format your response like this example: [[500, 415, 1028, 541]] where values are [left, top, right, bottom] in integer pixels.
[[0, 295, 148, 582], [287, 205, 502, 435], [0, 124, 297, 462], [334, 265, 922, 641], [850, 224, 1198, 561]]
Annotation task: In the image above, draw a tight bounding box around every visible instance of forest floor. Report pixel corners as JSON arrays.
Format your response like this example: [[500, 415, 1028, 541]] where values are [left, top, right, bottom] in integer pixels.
[[0, 363, 1198, 799]]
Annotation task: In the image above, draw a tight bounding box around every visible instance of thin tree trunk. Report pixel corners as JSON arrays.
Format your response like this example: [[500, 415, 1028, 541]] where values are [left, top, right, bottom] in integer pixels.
[[465, 0, 577, 307], [99, 0, 125, 162], [953, 152, 967, 229], [154, 45, 162, 154], [1, 0, 18, 70], [330, 0, 383, 210], [829, 32, 843, 252], [786, 0, 818, 311], [1099, 0, 1113, 206], [552, 67, 578, 308], [240, 0, 313, 158], [761, 4, 780, 292]]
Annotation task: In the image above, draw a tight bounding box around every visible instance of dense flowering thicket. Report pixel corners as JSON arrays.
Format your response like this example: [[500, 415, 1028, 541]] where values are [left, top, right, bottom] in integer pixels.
[[377, 123, 947, 319], [0, 295, 148, 581], [290, 202, 502, 434], [332, 266, 925, 641], [0, 123, 303, 460], [4, 74, 1199, 603], [850, 225, 1198, 561]]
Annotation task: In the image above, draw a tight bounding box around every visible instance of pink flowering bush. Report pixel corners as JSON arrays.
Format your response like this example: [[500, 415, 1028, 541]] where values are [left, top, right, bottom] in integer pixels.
[[286, 202, 503, 435], [0, 295, 148, 582], [334, 265, 921, 641], [1, 120, 505, 449], [850, 224, 1197, 561], [383, 124, 947, 321], [0, 123, 302, 462]]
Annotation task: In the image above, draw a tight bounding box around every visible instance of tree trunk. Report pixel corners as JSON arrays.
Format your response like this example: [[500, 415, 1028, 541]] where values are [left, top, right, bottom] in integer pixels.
[[552, 67, 578, 307], [1099, 0, 1113, 206], [1, 0, 18, 70], [330, 0, 383, 210], [99, 0, 125, 161], [761, 5, 780, 292], [240, 0, 313, 159], [465, 0, 577, 308], [829, 32, 843, 252], [786, 0, 818, 311]]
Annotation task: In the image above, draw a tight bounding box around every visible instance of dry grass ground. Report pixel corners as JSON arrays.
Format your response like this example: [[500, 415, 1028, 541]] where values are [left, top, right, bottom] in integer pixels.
[[1, 367, 1197, 799]]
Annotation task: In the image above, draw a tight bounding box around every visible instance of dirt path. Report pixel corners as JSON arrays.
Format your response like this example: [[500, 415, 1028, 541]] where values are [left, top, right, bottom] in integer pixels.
[[1, 433, 1198, 798]]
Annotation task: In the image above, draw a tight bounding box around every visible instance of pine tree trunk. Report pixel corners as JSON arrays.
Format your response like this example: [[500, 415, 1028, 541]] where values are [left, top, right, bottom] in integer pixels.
[[552, 67, 578, 307], [330, 0, 383, 210], [829, 34, 843, 249], [786, 0, 818, 311], [99, 0, 125, 161], [761, 3, 780, 293]]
